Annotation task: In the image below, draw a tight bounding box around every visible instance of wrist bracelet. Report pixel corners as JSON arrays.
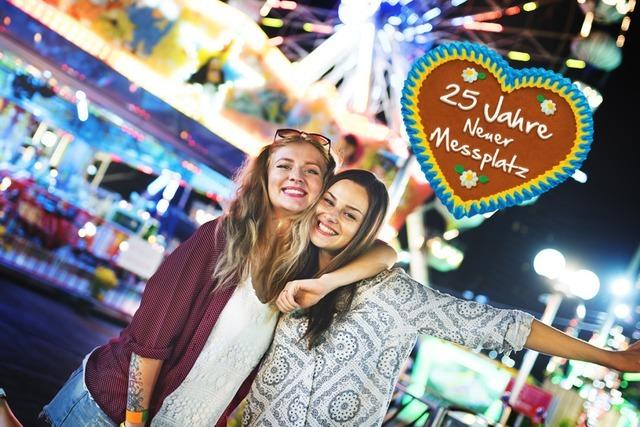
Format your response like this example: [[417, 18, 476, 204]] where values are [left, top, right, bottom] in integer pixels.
[[126, 409, 149, 423]]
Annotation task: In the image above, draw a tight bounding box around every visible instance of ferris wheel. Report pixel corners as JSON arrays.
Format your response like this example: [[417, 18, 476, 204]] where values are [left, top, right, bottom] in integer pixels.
[[239, 0, 632, 135]]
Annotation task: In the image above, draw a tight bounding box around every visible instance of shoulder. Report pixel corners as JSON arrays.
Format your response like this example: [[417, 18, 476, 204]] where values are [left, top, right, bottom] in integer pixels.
[[351, 268, 422, 315], [357, 267, 410, 288], [376, 267, 411, 284], [199, 216, 223, 233], [365, 268, 429, 300], [193, 216, 225, 244]]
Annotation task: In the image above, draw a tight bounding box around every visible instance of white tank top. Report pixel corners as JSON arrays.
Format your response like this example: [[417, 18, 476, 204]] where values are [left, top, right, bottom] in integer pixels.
[[152, 278, 278, 426]]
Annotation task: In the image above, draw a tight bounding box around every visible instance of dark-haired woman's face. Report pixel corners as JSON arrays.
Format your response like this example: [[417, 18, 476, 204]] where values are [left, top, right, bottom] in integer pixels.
[[310, 180, 369, 253]]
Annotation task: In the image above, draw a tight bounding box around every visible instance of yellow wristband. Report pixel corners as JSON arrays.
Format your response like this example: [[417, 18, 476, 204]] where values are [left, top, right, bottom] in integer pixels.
[[126, 409, 149, 423]]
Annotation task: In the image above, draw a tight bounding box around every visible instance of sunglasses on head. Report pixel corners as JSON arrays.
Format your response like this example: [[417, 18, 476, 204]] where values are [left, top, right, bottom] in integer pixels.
[[274, 128, 331, 150]]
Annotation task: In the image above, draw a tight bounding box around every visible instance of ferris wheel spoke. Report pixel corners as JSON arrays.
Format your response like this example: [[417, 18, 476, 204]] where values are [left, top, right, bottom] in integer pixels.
[[499, 27, 579, 41], [389, 52, 409, 132], [282, 41, 314, 62], [526, 33, 563, 67], [352, 22, 376, 113], [276, 32, 330, 53], [371, 58, 392, 119], [295, 27, 359, 89], [322, 54, 358, 87]]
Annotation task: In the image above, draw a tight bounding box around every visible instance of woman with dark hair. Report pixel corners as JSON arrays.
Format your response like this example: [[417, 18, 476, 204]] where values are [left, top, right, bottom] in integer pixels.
[[243, 170, 640, 427], [39, 129, 396, 427], [287, 169, 390, 348]]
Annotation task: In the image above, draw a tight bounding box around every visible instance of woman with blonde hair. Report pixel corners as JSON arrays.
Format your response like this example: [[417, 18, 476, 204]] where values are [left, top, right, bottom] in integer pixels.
[[40, 129, 396, 427]]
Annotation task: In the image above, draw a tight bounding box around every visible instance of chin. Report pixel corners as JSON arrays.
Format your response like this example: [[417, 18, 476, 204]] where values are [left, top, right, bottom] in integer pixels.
[[309, 233, 323, 248], [310, 234, 334, 250], [280, 202, 308, 214]]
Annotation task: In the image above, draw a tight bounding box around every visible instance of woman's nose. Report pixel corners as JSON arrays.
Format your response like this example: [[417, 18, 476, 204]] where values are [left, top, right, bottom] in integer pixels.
[[288, 167, 303, 182], [325, 209, 339, 223]]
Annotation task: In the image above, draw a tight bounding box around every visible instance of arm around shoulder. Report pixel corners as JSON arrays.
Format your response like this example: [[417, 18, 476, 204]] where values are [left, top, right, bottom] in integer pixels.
[[276, 240, 396, 312], [319, 239, 397, 293]]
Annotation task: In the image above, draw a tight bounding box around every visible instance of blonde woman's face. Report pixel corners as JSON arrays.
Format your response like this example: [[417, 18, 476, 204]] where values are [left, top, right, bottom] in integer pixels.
[[310, 179, 369, 253], [267, 141, 327, 219]]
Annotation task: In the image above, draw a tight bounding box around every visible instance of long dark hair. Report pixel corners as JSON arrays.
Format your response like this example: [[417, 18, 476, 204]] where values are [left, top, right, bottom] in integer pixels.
[[302, 169, 389, 347]]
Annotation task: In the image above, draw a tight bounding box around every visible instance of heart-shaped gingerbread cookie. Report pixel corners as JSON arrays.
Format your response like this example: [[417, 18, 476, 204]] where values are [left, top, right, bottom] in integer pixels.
[[401, 42, 593, 219]]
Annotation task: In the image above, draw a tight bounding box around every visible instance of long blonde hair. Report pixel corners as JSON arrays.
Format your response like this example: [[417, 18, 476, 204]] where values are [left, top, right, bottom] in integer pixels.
[[213, 136, 336, 302]]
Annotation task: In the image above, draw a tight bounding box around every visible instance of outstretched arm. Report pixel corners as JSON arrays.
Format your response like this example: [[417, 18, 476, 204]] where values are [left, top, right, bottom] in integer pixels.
[[124, 353, 163, 427], [277, 240, 396, 312], [360, 270, 640, 373], [525, 319, 640, 372]]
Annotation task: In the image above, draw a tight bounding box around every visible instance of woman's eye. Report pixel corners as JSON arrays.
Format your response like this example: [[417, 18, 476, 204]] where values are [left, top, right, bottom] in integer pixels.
[[345, 212, 356, 220], [306, 169, 320, 175], [277, 164, 291, 170], [323, 197, 334, 206]]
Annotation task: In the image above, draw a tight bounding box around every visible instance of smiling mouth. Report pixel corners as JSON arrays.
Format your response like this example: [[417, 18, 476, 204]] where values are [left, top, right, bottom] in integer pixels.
[[316, 220, 338, 237], [282, 187, 307, 198]]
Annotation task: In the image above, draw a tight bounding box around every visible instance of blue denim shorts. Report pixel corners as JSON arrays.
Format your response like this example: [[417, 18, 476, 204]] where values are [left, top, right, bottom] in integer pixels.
[[40, 365, 116, 426]]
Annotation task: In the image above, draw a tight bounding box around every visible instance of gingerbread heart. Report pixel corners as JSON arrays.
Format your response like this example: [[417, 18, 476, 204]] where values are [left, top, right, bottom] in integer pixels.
[[401, 42, 593, 219]]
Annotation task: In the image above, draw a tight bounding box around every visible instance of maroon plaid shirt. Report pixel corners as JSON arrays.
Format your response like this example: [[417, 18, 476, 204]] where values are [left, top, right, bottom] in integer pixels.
[[84, 218, 255, 425]]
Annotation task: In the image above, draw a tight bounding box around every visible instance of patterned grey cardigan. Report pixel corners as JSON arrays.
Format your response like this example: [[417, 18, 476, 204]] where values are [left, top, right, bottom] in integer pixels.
[[242, 268, 534, 427]]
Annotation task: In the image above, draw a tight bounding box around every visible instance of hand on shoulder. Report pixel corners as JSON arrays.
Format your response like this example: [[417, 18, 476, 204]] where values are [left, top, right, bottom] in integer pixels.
[[276, 278, 330, 313]]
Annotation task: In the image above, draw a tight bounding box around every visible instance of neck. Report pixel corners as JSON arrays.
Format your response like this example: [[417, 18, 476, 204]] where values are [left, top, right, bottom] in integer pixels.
[[317, 249, 335, 271], [266, 212, 290, 237]]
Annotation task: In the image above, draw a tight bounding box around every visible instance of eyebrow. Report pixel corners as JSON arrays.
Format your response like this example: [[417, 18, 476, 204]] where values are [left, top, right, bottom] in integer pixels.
[[326, 191, 365, 215], [276, 157, 322, 167]]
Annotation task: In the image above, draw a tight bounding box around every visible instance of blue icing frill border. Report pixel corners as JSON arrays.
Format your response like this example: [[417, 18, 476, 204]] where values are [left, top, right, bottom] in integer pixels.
[[401, 41, 594, 219]]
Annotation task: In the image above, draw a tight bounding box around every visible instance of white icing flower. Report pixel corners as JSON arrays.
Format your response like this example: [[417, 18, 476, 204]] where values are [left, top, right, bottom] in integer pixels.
[[461, 67, 479, 83], [541, 99, 556, 116], [460, 170, 479, 189]]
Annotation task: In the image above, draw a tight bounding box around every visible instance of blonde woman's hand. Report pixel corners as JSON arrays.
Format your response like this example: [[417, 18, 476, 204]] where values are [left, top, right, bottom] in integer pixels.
[[276, 278, 329, 313], [276, 280, 301, 313]]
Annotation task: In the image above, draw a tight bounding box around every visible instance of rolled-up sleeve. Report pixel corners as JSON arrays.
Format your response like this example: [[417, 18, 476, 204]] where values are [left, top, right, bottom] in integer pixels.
[[389, 271, 534, 354], [124, 219, 221, 360]]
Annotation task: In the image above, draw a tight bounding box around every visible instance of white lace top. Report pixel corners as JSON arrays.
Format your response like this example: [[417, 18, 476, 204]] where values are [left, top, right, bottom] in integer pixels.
[[243, 268, 533, 426], [152, 277, 278, 426]]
